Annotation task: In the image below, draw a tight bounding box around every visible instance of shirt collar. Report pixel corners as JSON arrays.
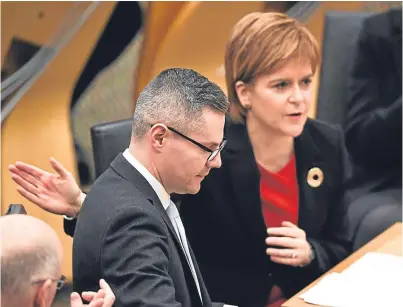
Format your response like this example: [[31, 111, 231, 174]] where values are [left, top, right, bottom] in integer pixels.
[[122, 148, 171, 210]]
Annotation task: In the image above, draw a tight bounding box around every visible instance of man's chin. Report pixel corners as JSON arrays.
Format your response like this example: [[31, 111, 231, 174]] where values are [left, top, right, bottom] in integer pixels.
[[173, 184, 201, 195], [185, 181, 202, 194], [186, 187, 201, 195]]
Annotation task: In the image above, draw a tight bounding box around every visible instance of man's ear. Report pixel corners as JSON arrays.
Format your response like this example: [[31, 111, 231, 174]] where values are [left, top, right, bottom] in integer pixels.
[[234, 80, 252, 109], [35, 279, 56, 307], [150, 124, 169, 151]]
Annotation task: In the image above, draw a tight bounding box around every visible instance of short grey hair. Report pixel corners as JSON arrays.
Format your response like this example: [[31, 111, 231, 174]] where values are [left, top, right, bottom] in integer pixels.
[[0, 215, 61, 306], [1, 245, 60, 299], [132, 68, 229, 138]]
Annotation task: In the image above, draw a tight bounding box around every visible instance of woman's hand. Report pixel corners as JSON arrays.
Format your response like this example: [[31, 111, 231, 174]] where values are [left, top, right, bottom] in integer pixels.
[[266, 221, 314, 267], [8, 157, 84, 218]]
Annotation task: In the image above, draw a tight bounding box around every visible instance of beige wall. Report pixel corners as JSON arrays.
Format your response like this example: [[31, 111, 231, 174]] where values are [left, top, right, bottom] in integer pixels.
[[1, 1, 116, 279], [134, 1, 189, 101]]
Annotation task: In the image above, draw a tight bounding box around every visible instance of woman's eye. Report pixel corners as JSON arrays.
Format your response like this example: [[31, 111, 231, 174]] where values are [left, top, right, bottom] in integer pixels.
[[274, 81, 288, 89], [302, 78, 312, 86]]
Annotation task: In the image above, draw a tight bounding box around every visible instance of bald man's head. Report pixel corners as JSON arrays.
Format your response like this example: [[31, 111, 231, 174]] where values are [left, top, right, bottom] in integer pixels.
[[1, 215, 63, 307]]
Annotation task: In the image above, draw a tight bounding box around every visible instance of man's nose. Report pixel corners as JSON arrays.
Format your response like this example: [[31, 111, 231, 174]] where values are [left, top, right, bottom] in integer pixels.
[[207, 152, 222, 169]]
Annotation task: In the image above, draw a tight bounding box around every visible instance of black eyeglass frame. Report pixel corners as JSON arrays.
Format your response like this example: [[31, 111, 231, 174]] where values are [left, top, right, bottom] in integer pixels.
[[150, 124, 227, 162], [31, 274, 66, 291]]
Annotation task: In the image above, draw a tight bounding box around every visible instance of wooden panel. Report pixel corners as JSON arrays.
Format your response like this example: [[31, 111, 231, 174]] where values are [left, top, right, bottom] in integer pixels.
[[1, 1, 116, 280], [151, 1, 264, 91], [133, 1, 188, 102], [2, 2, 73, 63]]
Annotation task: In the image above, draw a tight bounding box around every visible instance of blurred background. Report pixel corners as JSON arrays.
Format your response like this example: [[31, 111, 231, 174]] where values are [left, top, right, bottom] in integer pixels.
[[1, 1, 401, 305]]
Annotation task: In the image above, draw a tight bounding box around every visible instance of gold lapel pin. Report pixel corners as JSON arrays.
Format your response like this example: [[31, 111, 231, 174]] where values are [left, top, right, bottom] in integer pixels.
[[307, 167, 324, 188]]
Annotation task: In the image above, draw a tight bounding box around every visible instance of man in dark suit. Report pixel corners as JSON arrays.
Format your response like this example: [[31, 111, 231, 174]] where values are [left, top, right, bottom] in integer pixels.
[[345, 7, 402, 250], [72, 68, 232, 307]]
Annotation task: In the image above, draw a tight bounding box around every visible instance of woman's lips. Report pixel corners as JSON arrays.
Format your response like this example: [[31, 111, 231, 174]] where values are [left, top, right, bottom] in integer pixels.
[[287, 113, 304, 121]]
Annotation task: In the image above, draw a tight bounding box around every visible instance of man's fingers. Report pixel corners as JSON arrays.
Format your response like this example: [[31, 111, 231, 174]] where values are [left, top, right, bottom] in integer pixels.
[[8, 164, 19, 175], [16, 187, 42, 205], [88, 298, 105, 307], [99, 279, 115, 305], [15, 187, 59, 214], [76, 280, 114, 307], [50, 157, 70, 179], [71, 292, 105, 307], [14, 161, 48, 179], [84, 289, 105, 301], [94, 289, 106, 300], [10, 166, 40, 189], [81, 291, 98, 301], [70, 292, 84, 307], [11, 173, 40, 195], [99, 279, 112, 292]]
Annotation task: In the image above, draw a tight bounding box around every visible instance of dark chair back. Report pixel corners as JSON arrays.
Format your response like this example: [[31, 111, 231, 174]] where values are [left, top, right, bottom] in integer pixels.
[[316, 11, 373, 127], [91, 118, 132, 178]]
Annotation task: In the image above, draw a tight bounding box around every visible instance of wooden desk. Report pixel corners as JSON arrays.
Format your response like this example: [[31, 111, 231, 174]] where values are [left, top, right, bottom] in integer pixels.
[[282, 222, 402, 307]]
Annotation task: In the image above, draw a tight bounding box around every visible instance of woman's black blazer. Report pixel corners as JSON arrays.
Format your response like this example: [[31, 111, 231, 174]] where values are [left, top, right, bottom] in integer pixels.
[[180, 118, 352, 307]]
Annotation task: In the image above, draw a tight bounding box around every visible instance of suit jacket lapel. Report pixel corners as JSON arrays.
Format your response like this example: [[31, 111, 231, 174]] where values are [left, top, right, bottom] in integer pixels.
[[110, 154, 203, 303], [110, 154, 182, 245], [225, 122, 268, 249], [294, 121, 327, 235]]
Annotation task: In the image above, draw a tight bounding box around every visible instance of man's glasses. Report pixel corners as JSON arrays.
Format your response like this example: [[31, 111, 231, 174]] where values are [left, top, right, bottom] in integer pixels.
[[151, 124, 227, 162], [167, 126, 227, 162], [32, 275, 66, 291]]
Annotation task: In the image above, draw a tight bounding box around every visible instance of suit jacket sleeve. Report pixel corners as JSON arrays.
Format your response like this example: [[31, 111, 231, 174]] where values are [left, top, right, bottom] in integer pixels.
[[345, 20, 402, 168], [307, 129, 352, 273], [64, 218, 76, 237], [101, 206, 181, 307]]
